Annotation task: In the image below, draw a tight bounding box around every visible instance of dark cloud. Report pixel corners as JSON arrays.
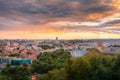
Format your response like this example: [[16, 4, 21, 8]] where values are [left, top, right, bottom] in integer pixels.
[[84, 5, 115, 13], [0, 0, 119, 35], [0, 0, 72, 25], [0, 0, 116, 18], [105, 19, 120, 25]]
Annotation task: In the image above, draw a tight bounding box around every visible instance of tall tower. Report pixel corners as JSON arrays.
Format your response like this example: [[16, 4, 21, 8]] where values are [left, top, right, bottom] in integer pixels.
[[55, 37, 59, 43], [56, 37, 58, 41], [7, 41, 11, 46]]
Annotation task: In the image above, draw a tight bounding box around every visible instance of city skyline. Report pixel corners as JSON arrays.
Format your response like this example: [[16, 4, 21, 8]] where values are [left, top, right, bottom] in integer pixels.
[[0, 0, 120, 39]]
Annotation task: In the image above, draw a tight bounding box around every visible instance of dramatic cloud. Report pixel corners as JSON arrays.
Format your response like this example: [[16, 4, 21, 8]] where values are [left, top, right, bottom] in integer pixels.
[[0, 0, 120, 39]]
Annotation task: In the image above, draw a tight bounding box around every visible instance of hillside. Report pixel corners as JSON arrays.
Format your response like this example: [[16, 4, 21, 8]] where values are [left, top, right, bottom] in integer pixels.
[[83, 48, 117, 57]]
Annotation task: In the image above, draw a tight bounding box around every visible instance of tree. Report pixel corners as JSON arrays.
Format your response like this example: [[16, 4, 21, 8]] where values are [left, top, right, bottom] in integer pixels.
[[32, 49, 71, 74], [65, 59, 74, 80], [1, 65, 31, 80], [112, 55, 120, 80]]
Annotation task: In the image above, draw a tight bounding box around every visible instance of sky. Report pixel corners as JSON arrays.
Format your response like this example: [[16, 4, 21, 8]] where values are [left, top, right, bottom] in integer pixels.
[[0, 0, 120, 39]]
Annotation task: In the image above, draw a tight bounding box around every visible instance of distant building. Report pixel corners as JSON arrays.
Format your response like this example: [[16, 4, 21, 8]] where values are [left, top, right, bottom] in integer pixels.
[[55, 37, 59, 43], [11, 58, 32, 66], [56, 37, 58, 41], [98, 41, 103, 47], [0, 57, 32, 66], [0, 41, 7, 54], [31, 74, 37, 80], [7, 41, 11, 46], [0, 57, 15, 65]]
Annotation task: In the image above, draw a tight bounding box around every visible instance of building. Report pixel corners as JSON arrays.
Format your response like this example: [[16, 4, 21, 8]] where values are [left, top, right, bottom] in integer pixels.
[[11, 58, 32, 66], [0, 57, 32, 66], [55, 37, 59, 43], [0, 41, 7, 54], [31, 74, 37, 80], [7, 41, 11, 46], [98, 41, 104, 47], [0, 57, 15, 65], [56, 37, 58, 41]]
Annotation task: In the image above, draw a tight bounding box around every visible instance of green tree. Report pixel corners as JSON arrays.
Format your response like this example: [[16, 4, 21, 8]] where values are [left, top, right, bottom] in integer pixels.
[[1, 65, 31, 80], [112, 55, 120, 80], [32, 49, 71, 74]]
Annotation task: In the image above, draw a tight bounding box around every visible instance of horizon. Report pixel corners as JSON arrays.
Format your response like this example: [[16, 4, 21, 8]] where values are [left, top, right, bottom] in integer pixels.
[[0, 0, 120, 39], [0, 38, 120, 41]]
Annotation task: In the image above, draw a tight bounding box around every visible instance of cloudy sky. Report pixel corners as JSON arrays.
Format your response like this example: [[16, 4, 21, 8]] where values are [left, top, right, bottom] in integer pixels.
[[0, 0, 120, 39]]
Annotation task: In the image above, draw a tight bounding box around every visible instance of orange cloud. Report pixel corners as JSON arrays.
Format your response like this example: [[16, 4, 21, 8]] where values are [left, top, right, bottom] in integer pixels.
[[0, 0, 120, 39]]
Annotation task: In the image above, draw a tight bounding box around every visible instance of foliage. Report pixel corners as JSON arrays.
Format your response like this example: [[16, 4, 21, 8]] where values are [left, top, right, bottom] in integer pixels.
[[39, 48, 120, 80], [38, 45, 55, 50], [32, 49, 71, 74], [0, 75, 11, 80], [8, 54, 19, 57], [47, 68, 66, 80], [27, 51, 32, 54], [1, 48, 120, 80], [1, 64, 31, 80], [64, 49, 119, 80]]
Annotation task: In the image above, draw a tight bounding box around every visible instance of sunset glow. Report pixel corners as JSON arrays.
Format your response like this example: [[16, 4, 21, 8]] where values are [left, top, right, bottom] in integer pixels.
[[0, 0, 120, 39]]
